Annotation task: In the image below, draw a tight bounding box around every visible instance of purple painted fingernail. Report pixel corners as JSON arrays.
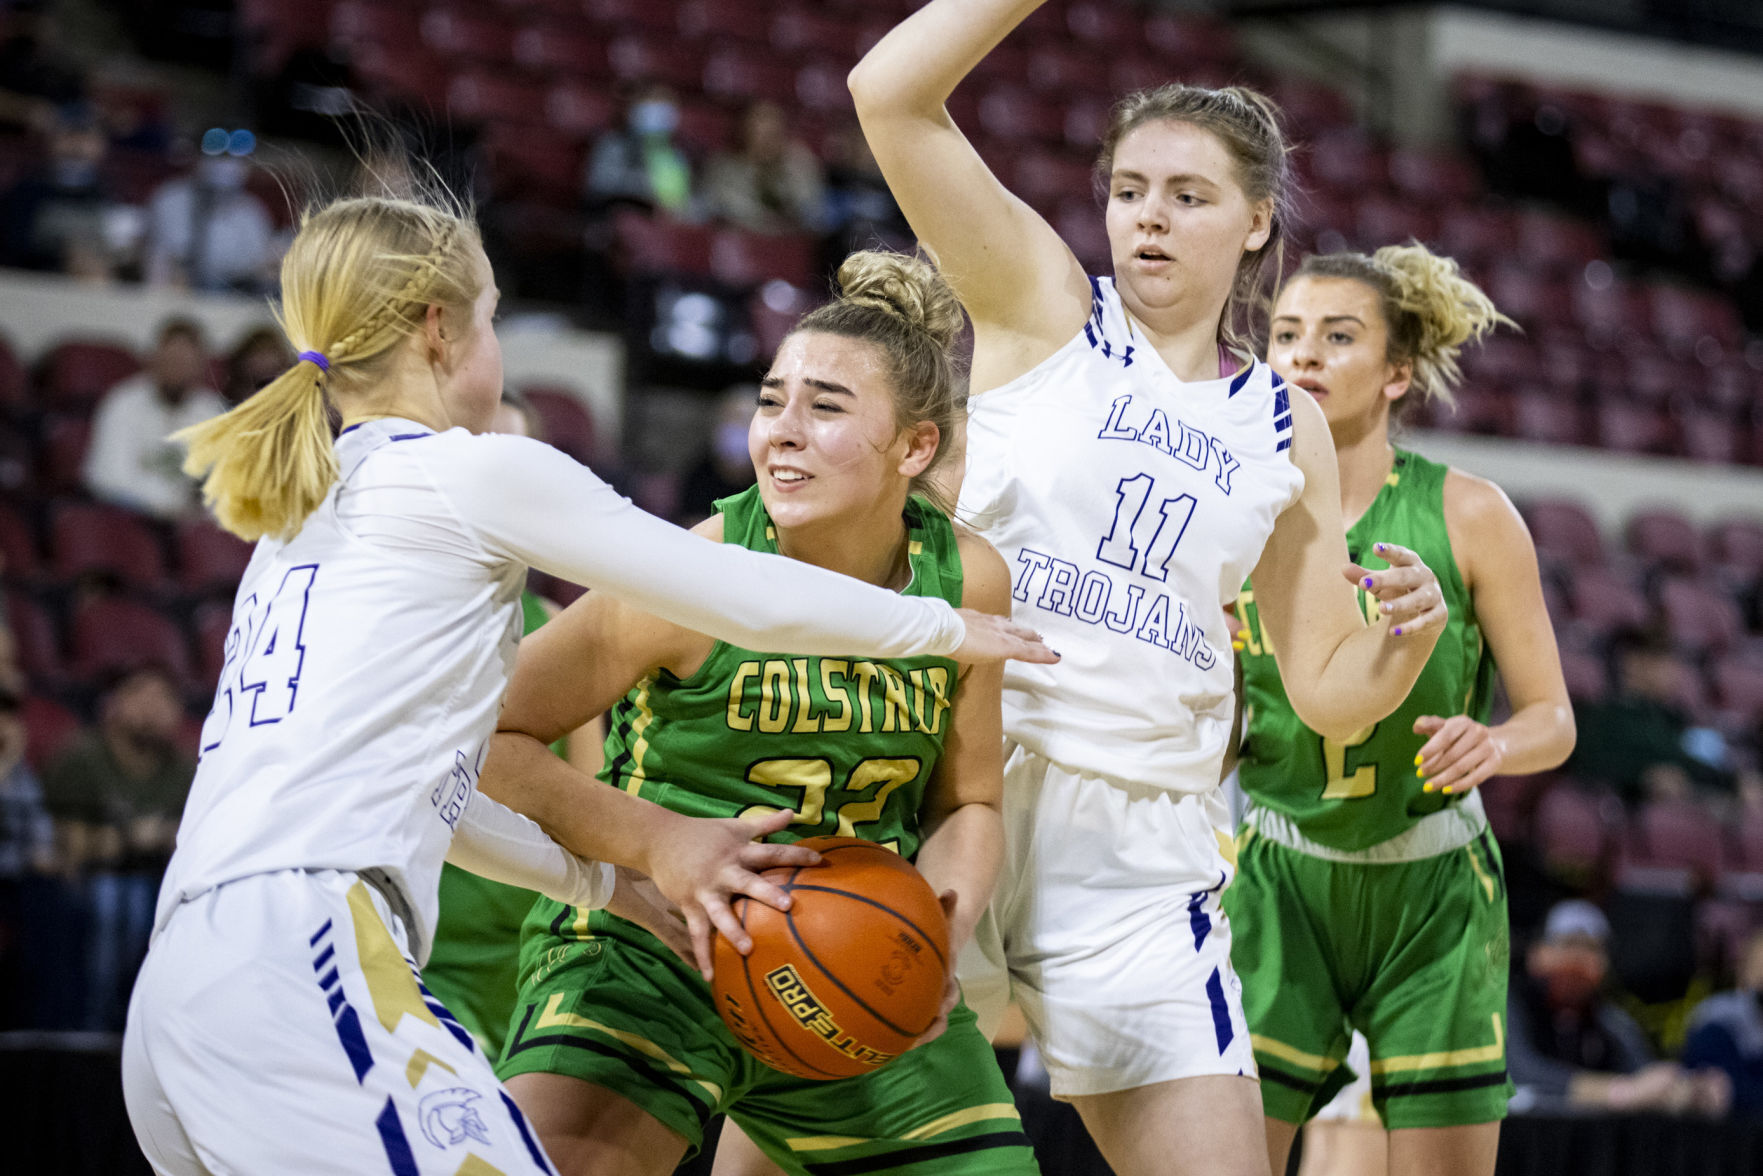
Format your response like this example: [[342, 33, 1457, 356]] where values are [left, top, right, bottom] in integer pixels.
[[1363, 577, 1375, 589], [1392, 626, 1403, 636], [1375, 543, 1387, 553]]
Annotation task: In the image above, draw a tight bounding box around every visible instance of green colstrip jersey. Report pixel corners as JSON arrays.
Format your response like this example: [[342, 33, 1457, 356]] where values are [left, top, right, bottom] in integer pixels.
[[520, 487, 964, 968], [425, 590, 560, 1056], [1236, 449, 1496, 852]]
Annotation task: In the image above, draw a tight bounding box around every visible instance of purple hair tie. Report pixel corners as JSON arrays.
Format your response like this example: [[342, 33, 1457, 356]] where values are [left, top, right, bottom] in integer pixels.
[[297, 350, 330, 372]]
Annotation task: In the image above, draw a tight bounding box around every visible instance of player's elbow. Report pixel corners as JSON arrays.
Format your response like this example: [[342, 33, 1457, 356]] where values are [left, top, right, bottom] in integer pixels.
[[1288, 693, 1375, 744], [1540, 703, 1577, 769]]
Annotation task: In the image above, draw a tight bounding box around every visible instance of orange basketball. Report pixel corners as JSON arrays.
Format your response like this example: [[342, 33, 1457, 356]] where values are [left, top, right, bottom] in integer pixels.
[[711, 836, 950, 1080]]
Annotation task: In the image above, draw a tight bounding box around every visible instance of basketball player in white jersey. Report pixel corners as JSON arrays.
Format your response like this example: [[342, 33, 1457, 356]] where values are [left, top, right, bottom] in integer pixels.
[[848, 4, 1455, 1174], [120, 191, 1054, 1176]]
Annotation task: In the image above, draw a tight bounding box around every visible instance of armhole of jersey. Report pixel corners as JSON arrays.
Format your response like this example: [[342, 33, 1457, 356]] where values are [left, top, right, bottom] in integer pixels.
[[1435, 462, 1478, 618], [414, 434, 505, 567]]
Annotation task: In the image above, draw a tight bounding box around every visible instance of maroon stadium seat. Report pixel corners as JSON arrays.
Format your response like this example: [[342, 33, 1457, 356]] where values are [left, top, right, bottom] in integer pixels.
[[1678, 408, 1746, 465], [767, 6, 858, 61], [522, 388, 601, 466], [1657, 576, 1743, 656], [614, 211, 716, 278], [1011, 149, 1096, 214], [711, 229, 819, 290], [1568, 566, 1650, 634], [1534, 783, 1615, 883], [330, 0, 420, 48], [1025, 44, 1102, 95], [0, 334, 26, 411], [351, 43, 449, 109], [447, 72, 550, 127], [421, 7, 516, 64], [176, 518, 254, 597], [978, 85, 1065, 144], [6, 592, 62, 686], [38, 414, 90, 495], [68, 596, 191, 686], [673, 100, 736, 156], [748, 282, 821, 360], [51, 502, 167, 589], [606, 34, 705, 90], [21, 695, 80, 771], [515, 25, 609, 77], [1387, 148, 1482, 204], [1626, 509, 1702, 572], [1523, 499, 1605, 566], [703, 45, 797, 106], [1711, 519, 1763, 582], [585, 0, 680, 35], [0, 501, 37, 581], [546, 81, 618, 140], [194, 601, 235, 690], [1510, 390, 1589, 446], [38, 340, 139, 411], [1065, 1, 1139, 48], [1711, 655, 1763, 728], [795, 62, 851, 116], [1558, 645, 1609, 702], [480, 125, 584, 207], [1616, 798, 1722, 894]]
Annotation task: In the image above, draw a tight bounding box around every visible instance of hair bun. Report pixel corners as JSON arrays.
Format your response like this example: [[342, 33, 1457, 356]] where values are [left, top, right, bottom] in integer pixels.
[[835, 251, 964, 350]]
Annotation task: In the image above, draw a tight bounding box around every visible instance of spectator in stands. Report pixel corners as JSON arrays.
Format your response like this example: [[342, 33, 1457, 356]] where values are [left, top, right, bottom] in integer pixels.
[[675, 384, 758, 527], [0, 0, 85, 134], [0, 102, 120, 277], [1508, 899, 1730, 1116], [1683, 929, 1763, 1117], [222, 324, 291, 404], [144, 145, 279, 293], [0, 673, 58, 1031], [41, 664, 193, 1031], [583, 82, 693, 217], [83, 317, 228, 520], [822, 120, 912, 258], [1569, 628, 1730, 804], [702, 100, 826, 235]]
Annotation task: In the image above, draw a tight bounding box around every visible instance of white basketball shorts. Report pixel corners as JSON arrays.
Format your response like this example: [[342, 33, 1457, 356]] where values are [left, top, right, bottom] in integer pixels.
[[959, 740, 1257, 1099], [123, 869, 556, 1175]]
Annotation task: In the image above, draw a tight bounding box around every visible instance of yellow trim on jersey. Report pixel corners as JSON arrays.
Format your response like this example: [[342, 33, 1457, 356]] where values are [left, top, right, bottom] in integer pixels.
[[1465, 841, 1498, 904], [783, 1104, 1021, 1153], [1368, 1014, 1504, 1076], [900, 1102, 1021, 1141], [453, 1154, 507, 1176], [1215, 828, 1239, 867], [533, 993, 724, 1102], [621, 676, 657, 796], [1251, 1033, 1341, 1075], [784, 1135, 870, 1154], [347, 881, 440, 1035], [908, 539, 923, 556], [405, 1049, 458, 1088]]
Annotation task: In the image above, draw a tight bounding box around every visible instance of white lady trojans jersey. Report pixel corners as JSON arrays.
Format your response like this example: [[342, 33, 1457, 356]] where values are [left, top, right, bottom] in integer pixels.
[[156, 421, 529, 962], [960, 278, 1305, 792]]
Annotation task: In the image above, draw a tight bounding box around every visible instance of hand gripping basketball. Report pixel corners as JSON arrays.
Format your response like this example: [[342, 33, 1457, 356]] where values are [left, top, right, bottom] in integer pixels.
[[711, 837, 952, 1080]]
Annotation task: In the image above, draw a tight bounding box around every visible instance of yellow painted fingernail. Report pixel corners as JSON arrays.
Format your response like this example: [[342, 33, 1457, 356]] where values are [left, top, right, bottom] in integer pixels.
[[1231, 641, 1245, 651], [1414, 753, 1424, 765], [1416, 766, 1426, 777], [1423, 782, 1436, 792], [1442, 786, 1455, 795]]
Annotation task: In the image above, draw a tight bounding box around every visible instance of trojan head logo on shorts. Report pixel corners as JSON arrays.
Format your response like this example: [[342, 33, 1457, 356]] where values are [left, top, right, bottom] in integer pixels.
[[418, 1088, 492, 1150]]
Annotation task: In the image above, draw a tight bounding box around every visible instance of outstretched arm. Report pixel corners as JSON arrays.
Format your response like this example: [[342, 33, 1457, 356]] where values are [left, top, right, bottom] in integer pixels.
[[849, 0, 1090, 386], [1251, 391, 1445, 739]]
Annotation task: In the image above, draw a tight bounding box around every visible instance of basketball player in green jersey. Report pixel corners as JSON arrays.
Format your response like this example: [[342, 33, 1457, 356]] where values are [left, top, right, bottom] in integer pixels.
[[1226, 244, 1576, 1176], [476, 251, 1040, 1176], [423, 391, 607, 1056]]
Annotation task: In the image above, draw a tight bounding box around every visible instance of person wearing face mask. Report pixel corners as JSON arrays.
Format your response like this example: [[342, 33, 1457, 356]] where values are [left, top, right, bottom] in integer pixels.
[[584, 83, 694, 217], [0, 102, 117, 275], [83, 317, 229, 521], [144, 138, 278, 292], [677, 384, 762, 526], [1507, 900, 1729, 1116]]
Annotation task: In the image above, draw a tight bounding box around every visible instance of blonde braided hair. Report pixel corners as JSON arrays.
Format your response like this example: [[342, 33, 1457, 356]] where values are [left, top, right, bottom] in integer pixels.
[[177, 196, 485, 540]]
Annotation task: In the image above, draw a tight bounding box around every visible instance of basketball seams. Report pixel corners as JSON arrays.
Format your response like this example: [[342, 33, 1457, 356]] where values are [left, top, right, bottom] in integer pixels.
[[732, 893, 845, 1080], [782, 884, 949, 973], [782, 898, 932, 1040]]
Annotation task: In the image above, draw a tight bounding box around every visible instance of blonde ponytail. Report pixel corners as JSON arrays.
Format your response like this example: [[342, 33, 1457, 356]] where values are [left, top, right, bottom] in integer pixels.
[[789, 250, 967, 511], [177, 195, 484, 541], [1289, 242, 1514, 410]]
